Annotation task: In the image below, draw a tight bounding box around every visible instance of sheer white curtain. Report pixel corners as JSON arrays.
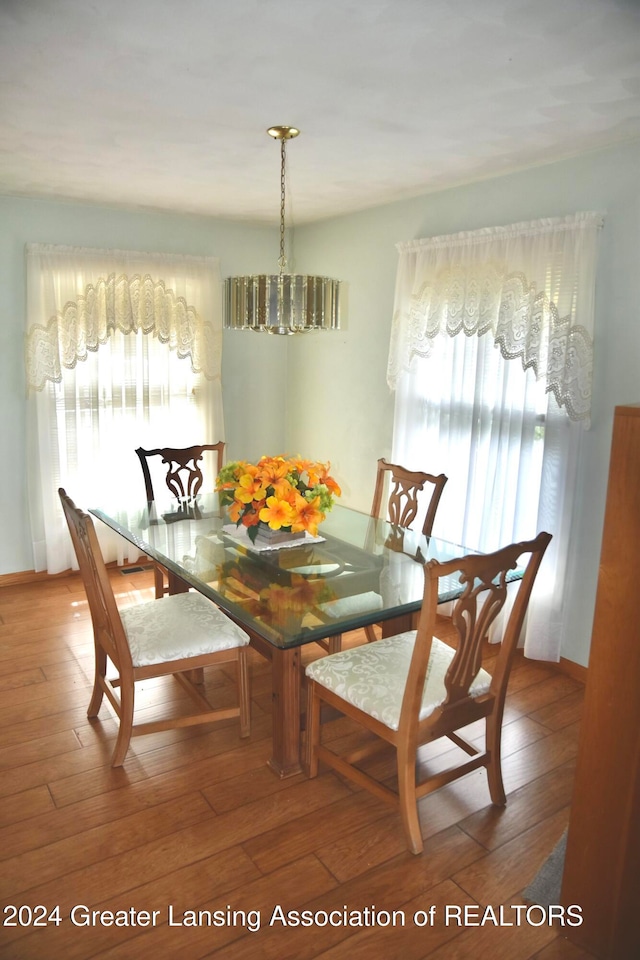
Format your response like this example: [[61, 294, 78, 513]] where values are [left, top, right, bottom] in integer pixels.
[[25, 245, 224, 574], [387, 214, 602, 661]]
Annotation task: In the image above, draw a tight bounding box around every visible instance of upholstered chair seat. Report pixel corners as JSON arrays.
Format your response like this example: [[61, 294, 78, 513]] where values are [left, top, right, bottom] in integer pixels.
[[306, 631, 491, 732], [121, 591, 249, 667]]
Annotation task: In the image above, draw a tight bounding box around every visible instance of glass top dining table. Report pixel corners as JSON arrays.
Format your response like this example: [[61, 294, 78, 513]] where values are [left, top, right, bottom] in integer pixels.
[[90, 493, 475, 777]]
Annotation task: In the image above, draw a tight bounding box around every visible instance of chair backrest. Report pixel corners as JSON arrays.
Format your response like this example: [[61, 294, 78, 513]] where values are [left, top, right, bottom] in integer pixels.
[[400, 531, 552, 736], [370, 458, 448, 537], [135, 443, 225, 502], [59, 489, 132, 673]]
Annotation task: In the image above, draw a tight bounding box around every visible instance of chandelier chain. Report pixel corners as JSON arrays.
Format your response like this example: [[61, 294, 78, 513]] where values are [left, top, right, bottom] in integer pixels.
[[279, 138, 287, 273]]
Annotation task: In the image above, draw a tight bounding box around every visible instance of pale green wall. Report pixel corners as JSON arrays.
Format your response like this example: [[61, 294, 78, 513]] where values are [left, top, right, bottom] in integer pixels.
[[290, 139, 640, 666], [0, 195, 287, 575]]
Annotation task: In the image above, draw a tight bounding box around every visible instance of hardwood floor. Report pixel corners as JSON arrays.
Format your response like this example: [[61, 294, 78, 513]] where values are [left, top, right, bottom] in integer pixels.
[[0, 569, 594, 959]]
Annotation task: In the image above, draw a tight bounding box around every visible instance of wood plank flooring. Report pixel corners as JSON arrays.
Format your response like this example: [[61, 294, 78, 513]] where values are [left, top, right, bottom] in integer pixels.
[[0, 569, 594, 959]]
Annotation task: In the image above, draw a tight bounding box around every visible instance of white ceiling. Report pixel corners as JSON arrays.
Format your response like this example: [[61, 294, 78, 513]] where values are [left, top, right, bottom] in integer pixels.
[[1, 0, 640, 224]]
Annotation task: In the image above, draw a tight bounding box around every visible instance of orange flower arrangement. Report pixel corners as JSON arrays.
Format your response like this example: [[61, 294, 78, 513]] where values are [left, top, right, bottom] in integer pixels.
[[216, 455, 341, 543]]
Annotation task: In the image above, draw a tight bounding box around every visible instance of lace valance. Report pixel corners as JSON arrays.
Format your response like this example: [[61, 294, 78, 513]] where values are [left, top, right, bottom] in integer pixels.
[[26, 272, 217, 390], [25, 245, 222, 392], [387, 213, 603, 424]]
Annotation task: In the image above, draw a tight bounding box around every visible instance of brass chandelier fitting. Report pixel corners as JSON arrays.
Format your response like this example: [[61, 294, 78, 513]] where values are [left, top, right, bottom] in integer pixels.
[[223, 126, 341, 335]]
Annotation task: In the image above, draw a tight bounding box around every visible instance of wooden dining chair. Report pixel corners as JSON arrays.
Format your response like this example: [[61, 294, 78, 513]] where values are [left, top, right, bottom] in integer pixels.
[[315, 459, 448, 655], [362, 458, 448, 643], [371, 458, 448, 538], [135, 442, 225, 598], [305, 531, 551, 854], [59, 488, 250, 767]]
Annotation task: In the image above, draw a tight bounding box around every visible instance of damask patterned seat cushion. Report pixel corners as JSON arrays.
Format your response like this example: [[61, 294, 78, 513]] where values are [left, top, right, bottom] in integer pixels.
[[120, 591, 249, 667], [305, 631, 492, 732]]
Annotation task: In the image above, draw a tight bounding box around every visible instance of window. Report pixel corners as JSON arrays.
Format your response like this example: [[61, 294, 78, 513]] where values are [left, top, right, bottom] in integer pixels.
[[26, 245, 223, 573], [388, 214, 602, 660]]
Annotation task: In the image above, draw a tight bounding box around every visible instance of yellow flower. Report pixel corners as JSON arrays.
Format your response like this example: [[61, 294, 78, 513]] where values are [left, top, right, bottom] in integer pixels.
[[290, 494, 325, 536], [235, 473, 268, 504], [259, 457, 290, 484], [272, 477, 294, 500], [259, 496, 295, 530]]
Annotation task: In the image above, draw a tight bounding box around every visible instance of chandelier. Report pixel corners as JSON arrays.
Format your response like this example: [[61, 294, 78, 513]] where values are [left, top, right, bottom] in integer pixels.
[[223, 126, 341, 335]]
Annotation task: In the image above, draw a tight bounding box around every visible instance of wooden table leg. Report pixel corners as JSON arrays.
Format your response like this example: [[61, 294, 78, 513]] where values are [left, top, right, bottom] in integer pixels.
[[265, 633, 348, 775], [246, 632, 303, 778], [267, 645, 303, 778], [167, 569, 191, 594], [381, 613, 413, 637]]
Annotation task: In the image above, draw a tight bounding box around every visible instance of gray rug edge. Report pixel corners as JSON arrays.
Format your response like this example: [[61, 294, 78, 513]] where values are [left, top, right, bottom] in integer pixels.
[[522, 829, 567, 906]]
